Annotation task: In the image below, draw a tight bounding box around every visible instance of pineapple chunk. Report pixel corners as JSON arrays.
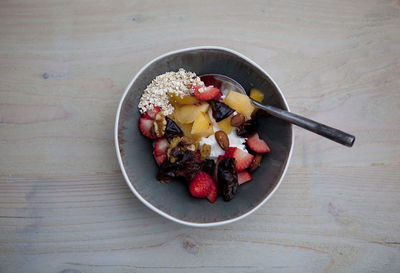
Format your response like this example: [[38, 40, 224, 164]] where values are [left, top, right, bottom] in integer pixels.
[[192, 126, 214, 140], [250, 88, 264, 103], [217, 117, 233, 134], [174, 102, 209, 124], [175, 121, 193, 137], [169, 93, 200, 105], [191, 112, 212, 134], [224, 90, 255, 119]]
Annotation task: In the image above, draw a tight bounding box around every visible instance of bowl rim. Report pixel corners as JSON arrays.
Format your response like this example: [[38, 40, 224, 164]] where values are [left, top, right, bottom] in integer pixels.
[[114, 46, 294, 227]]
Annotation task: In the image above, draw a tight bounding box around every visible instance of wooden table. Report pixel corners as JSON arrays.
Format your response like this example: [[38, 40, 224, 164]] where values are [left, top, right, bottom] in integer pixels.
[[1, 1, 399, 272]]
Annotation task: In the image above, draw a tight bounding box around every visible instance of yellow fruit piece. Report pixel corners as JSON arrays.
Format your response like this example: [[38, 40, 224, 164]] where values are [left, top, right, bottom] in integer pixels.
[[175, 121, 193, 137], [192, 126, 214, 140], [217, 117, 233, 134], [174, 102, 209, 124], [169, 93, 199, 105], [250, 88, 264, 103], [191, 112, 212, 134], [224, 90, 255, 119]]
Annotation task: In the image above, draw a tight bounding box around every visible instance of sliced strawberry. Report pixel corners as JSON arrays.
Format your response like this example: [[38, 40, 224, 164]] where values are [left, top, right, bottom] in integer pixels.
[[143, 106, 161, 120], [139, 117, 157, 139], [217, 155, 225, 163], [207, 182, 218, 203], [153, 138, 169, 156], [189, 172, 213, 198], [192, 85, 221, 101], [214, 89, 223, 101], [238, 171, 252, 185], [246, 133, 270, 153], [154, 153, 166, 166], [224, 147, 254, 171]]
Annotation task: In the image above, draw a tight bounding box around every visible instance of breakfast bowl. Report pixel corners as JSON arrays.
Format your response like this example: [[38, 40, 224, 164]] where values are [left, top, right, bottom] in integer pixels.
[[115, 46, 294, 227]]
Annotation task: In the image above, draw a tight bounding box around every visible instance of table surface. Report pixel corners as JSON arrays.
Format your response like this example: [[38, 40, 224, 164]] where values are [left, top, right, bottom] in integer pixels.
[[1, 1, 399, 272]]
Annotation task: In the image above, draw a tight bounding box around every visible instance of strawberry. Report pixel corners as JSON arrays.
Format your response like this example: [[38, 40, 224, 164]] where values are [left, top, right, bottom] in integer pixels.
[[238, 171, 252, 185], [189, 172, 213, 198], [246, 133, 270, 153], [153, 138, 168, 156], [139, 117, 157, 139], [143, 106, 161, 120], [217, 155, 225, 163], [207, 182, 218, 203], [154, 153, 166, 166], [224, 147, 254, 171], [192, 85, 221, 101]]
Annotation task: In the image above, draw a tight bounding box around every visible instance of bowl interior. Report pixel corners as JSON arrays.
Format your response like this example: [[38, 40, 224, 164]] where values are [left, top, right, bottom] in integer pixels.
[[117, 48, 292, 225]]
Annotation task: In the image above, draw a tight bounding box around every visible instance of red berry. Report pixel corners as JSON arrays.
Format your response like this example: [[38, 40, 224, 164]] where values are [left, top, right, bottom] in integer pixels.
[[153, 138, 168, 165], [143, 106, 161, 120], [238, 171, 252, 185], [189, 172, 213, 198], [154, 153, 166, 166], [192, 85, 221, 101], [207, 182, 218, 203], [153, 138, 168, 156], [139, 117, 157, 139], [246, 133, 270, 153], [217, 155, 225, 163], [224, 147, 254, 171]]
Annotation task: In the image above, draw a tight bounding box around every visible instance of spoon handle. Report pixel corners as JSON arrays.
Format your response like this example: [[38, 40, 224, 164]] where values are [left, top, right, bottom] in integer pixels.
[[251, 99, 355, 147]]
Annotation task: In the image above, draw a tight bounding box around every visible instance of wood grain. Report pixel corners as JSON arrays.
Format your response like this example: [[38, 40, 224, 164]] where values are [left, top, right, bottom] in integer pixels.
[[0, 0, 399, 272]]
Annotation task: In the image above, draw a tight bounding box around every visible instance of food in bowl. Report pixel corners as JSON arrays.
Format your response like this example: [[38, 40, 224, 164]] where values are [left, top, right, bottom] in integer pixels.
[[137, 68, 271, 203]]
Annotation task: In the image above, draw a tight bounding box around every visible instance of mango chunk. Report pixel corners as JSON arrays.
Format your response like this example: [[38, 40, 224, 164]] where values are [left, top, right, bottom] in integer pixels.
[[250, 88, 264, 103], [224, 90, 255, 119], [191, 112, 212, 134], [217, 117, 233, 134], [174, 102, 209, 124]]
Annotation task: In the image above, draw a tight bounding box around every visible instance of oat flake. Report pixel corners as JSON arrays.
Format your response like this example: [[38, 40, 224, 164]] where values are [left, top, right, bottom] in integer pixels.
[[138, 68, 204, 116]]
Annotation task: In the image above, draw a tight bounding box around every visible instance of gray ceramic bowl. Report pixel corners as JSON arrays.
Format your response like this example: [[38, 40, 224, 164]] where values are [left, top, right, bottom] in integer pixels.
[[115, 46, 294, 227]]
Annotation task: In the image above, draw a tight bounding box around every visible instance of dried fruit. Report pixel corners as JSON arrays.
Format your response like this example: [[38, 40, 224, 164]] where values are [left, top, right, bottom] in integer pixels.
[[201, 159, 216, 175], [236, 120, 258, 138], [217, 158, 238, 201], [215, 130, 229, 151], [249, 154, 262, 173], [230, 113, 245, 127], [165, 117, 183, 138], [209, 100, 234, 122], [200, 144, 211, 161]]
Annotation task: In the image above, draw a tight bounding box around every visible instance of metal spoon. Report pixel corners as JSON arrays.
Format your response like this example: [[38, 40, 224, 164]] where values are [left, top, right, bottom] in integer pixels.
[[200, 74, 355, 147]]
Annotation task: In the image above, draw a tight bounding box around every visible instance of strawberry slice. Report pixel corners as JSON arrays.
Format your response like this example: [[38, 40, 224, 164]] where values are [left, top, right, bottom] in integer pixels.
[[154, 153, 166, 166], [139, 117, 157, 139], [246, 133, 270, 153], [143, 106, 161, 120], [189, 172, 213, 198], [224, 147, 254, 171], [153, 138, 169, 156], [207, 182, 218, 203], [192, 85, 221, 101], [153, 138, 168, 165], [238, 171, 252, 185]]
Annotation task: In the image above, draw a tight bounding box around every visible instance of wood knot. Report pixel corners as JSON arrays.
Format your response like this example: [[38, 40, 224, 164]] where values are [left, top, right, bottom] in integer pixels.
[[182, 236, 199, 255]]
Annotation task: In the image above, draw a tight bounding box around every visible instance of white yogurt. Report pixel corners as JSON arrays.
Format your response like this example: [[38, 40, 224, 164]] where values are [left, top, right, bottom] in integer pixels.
[[199, 109, 247, 160]]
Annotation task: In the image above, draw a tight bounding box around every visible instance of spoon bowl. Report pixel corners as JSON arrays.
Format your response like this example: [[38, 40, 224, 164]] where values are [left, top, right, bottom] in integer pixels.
[[200, 74, 355, 147]]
